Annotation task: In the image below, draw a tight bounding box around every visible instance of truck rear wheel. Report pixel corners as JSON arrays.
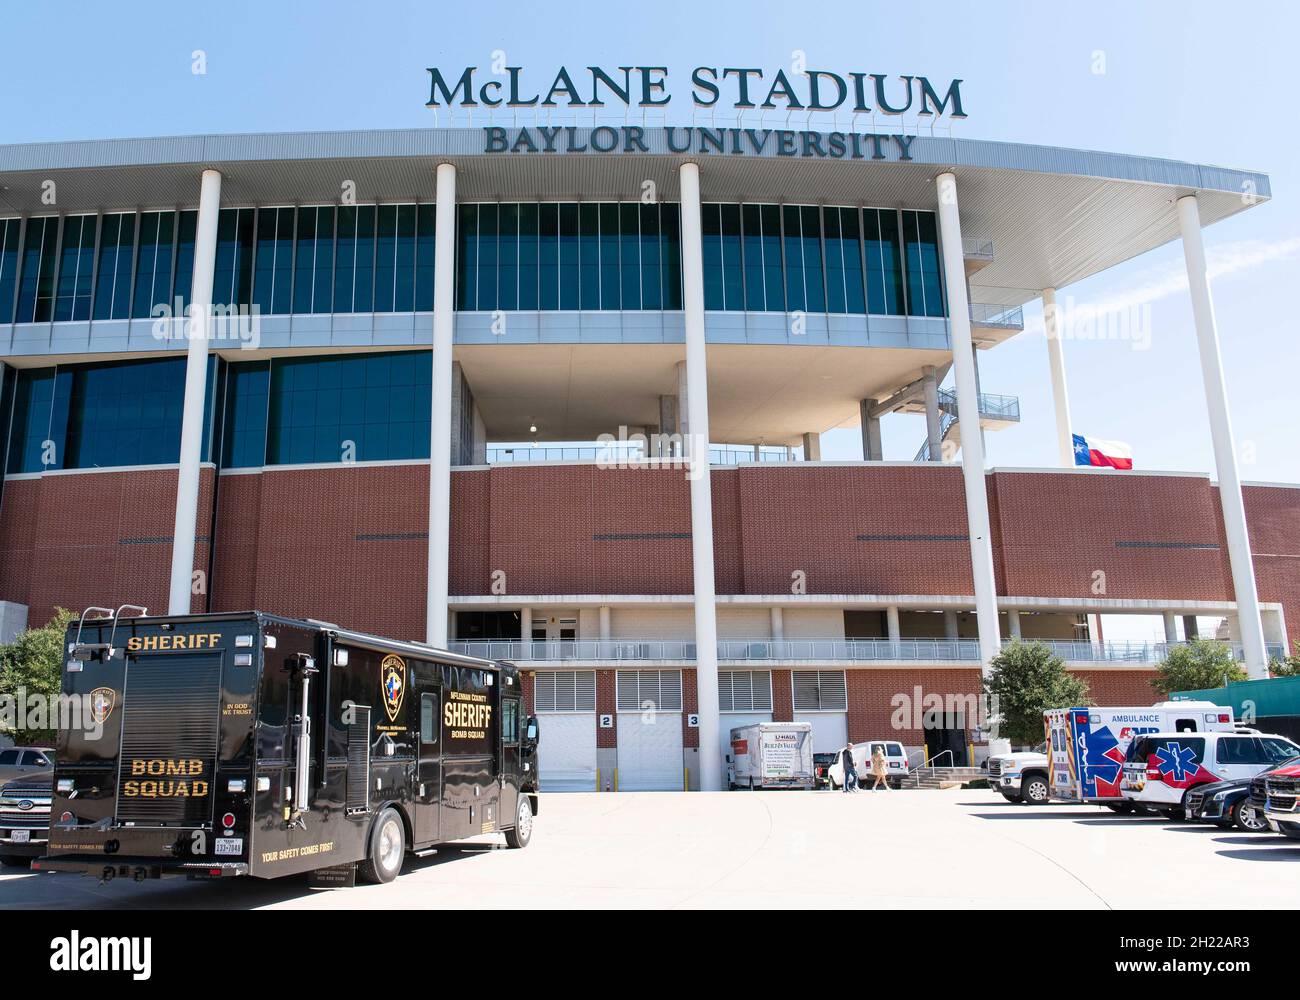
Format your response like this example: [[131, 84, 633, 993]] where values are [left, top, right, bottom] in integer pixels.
[[1022, 775, 1050, 804], [0, 855, 30, 868], [505, 795, 533, 849], [359, 808, 405, 884]]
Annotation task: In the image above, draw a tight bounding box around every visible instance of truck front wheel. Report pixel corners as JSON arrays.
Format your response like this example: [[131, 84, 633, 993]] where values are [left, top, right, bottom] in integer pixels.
[[505, 795, 534, 849], [1021, 775, 1050, 804], [359, 807, 406, 884]]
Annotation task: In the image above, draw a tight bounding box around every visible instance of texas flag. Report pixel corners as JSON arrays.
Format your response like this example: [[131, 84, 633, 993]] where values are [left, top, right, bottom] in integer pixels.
[[1073, 433, 1133, 470]]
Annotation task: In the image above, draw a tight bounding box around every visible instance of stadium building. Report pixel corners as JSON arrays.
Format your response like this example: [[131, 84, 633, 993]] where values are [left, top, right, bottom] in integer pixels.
[[0, 122, 1294, 791]]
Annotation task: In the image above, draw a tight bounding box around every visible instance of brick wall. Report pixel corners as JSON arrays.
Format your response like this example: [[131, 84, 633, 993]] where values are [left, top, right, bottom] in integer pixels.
[[1073, 669, 1160, 706], [681, 667, 699, 748], [3, 464, 1298, 649], [596, 669, 616, 748], [845, 667, 983, 743], [0, 467, 214, 627]]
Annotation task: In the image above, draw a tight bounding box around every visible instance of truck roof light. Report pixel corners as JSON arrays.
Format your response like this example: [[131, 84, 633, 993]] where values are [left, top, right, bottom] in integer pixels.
[[334, 649, 349, 666], [235, 634, 254, 647], [234, 653, 253, 666]]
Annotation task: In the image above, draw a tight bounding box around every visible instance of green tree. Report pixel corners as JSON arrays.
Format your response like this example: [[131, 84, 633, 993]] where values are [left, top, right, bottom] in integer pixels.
[[984, 640, 1091, 746], [1269, 642, 1300, 678], [0, 608, 75, 745], [1151, 638, 1247, 698]]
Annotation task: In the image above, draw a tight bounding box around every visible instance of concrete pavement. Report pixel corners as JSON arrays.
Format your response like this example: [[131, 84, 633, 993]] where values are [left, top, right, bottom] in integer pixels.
[[3, 789, 1296, 909]]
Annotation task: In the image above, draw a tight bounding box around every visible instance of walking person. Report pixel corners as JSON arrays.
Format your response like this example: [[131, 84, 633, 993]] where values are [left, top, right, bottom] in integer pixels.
[[840, 743, 858, 793], [871, 746, 891, 790]]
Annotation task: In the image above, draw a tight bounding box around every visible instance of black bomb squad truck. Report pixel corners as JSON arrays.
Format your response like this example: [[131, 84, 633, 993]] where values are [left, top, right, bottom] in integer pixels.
[[35, 608, 539, 885]]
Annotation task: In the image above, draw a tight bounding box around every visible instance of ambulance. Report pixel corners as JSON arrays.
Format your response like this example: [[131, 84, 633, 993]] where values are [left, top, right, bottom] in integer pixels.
[[1044, 702, 1234, 809]]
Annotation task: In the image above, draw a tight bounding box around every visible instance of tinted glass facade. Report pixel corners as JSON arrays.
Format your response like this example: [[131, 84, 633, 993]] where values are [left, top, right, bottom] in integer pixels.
[[701, 204, 942, 317], [456, 202, 682, 311], [219, 350, 433, 468], [4, 357, 216, 473], [0, 201, 943, 322]]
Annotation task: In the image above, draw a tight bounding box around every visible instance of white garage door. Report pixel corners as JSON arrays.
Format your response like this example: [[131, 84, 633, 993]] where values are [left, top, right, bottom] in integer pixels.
[[795, 712, 848, 754], [617, 670, 683, 791], [618, 712, 684, 790], [536, 713, 597, 791], [534, 671, 597, 792]]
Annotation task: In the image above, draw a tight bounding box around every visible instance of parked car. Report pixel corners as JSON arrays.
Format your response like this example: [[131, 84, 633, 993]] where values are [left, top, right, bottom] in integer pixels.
[[0, 772, 52, 866], [987, 742, 1050, 804], [827, 740, 909, 789], [1121, 731, 1300, 820], [0, 746, 54, 785], [1261, 760, 1300, 840], [813, 752, 838, 789], [1184, 775, 1272, 832]]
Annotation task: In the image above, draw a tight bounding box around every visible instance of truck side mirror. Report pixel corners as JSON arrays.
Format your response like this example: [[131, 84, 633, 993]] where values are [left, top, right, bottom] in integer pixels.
[[525, 717, 539, 743]]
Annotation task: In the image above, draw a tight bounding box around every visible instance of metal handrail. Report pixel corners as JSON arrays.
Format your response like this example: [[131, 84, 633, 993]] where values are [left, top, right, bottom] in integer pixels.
[[920, 750, 955, 770], [969, 302, 1025, 328]]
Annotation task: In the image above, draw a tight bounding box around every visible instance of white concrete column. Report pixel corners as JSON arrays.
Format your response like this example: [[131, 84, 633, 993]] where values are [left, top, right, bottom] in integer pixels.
[[923, 365, 943, 462], [886, 605, 901, 656], [518, 606, 532, 659], [599, 605, 611, 658], [679, 161, 722, 791], [1042, 287, 1074, 467], [860, 399, 883, 460], [751, 444, 761, 461], [944, 611, 959, 640], [1183, 615, 1200, 640], [936, 173, 1002, 670], [769, 606, 784, 641], [1177, 195, 1268, 679], [1163, 612, 1179, 644], [676, 360, 690, 441], [426, 162, 457, 648], [168, 168, 222, 615], [801, 432, 821, 461], [1007, 609, 1022, 639]]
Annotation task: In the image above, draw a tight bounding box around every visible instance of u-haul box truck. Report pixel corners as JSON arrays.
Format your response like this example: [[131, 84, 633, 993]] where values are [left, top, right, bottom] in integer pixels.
[[729, 722, 815, 790], [1045, 701, 1234, 808]]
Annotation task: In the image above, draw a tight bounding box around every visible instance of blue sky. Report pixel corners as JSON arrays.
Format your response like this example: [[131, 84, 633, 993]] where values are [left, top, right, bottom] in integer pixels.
[[0, 0, 1295, 485]]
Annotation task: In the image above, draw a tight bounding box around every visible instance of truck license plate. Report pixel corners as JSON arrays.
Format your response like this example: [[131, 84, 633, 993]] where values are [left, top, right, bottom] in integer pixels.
[[10, 829, 29, 843], [214, 837, 242, 855]]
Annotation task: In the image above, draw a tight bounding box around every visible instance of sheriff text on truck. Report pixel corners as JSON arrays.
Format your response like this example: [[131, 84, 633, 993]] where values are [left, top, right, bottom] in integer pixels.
[[36, 608, 539, 885]]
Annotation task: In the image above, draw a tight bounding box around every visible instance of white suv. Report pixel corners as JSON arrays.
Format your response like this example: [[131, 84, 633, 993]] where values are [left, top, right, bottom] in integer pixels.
[[1121, 731, 1300, 819]]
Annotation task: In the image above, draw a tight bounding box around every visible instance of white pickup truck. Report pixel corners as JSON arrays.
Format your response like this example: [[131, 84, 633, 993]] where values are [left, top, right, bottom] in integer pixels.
[[987, 743, 1050, 804]]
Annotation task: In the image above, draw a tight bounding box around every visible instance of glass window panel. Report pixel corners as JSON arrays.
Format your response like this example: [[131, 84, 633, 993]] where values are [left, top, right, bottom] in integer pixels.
[[213, 208, 254, 310], [660, 203, 681, 310], [639, 203, 661, 311], [741, 204, 765, 311], [619, 202, 640, 310], [477, 203, 499, 311], [334, 206, 360, 313], [373, 205, 398, 313], [394, 204, 417, 313], [264, 350, 431, 464], [253, 207, 294, 316], [93, 213, 136, 321], [800, 206, 825, 313], [701, 203, 724, 311], [497, 203, 519, 311], [782, 205, 805, 313], [599, 203, 620, 310], [16, 217, 58, 323], [760, 205, 784, 312], [131, 211, 176, 320], [841, 208, 866, 314], [353, 205, 375, 314], [0, 219, 20, 324], [414, 204, 436, 312], [54, 215, 96, 322], [219, 360, 269, 468], [58, 357, 187, 468], [538, 203, 560, 310], [455, 204, 477, 310], [719, 204, 743, 310], [578, 203, 600, 310], [172, 211, 198, 312], [517, 203, 539, 311]]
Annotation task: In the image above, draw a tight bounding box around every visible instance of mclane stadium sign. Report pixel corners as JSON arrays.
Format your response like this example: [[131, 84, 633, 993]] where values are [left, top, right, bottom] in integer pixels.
[[426, 65, 967, 161]]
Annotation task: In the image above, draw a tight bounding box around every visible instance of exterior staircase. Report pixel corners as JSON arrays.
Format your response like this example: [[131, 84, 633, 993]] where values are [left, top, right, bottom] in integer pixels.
[[913, 388, 1020, 461], [902, 766, 987, 789]]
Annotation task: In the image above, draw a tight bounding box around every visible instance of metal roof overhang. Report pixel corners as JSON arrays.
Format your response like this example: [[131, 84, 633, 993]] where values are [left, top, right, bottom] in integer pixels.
[[0, 127, 1271, 309]]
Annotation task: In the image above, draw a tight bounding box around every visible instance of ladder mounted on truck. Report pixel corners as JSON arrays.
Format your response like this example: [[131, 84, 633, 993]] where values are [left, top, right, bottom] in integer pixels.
[[67, 604, 148, 662]]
